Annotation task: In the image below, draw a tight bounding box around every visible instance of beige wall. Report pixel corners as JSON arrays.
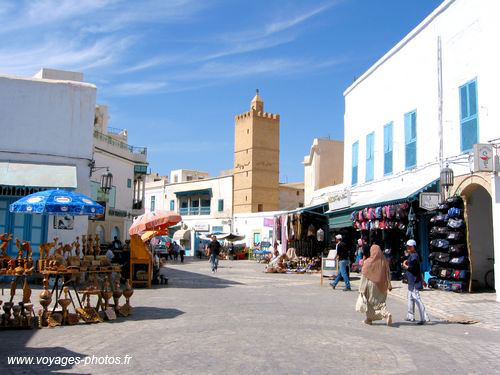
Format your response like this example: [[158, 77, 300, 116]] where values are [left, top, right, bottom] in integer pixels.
[[279, 184, 304, 211], [303, 139, 344, 205], [234, 95, 280, 213]]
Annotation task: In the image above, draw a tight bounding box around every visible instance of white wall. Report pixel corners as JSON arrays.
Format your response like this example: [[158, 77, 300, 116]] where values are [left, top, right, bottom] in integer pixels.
[[343, 0, 499, 187], [0, 73, 96, 243]]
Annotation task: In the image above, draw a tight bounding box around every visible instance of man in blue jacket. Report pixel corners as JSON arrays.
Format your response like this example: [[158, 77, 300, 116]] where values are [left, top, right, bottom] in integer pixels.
[[403, 239, 430, 325]]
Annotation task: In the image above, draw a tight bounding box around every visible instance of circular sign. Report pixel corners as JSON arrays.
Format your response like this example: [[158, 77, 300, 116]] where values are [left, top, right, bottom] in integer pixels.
[[91, 208, 95, 213], [55, 197, 71, 203], [27, 197, 43, 203], [26, 206, 33, 212], [82, 198, 93, 204], [61, 206, 68, 212]]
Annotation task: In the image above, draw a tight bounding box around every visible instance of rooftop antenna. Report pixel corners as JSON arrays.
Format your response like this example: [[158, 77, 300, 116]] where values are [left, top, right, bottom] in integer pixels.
[[256, 88, 259, 95]]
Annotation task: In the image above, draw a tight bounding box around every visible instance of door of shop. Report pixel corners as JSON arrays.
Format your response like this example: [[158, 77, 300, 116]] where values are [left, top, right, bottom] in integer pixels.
[[0, 197, 48, 257]]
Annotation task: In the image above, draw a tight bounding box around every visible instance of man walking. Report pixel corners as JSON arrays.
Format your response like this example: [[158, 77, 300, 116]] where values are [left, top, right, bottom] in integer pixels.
[[403, 239, 430, 325], [330, 234, 351, 291], [208, 235, 221, 273]]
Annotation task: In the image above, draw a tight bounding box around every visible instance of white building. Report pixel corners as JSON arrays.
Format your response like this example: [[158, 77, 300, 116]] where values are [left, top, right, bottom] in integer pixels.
[[145, 171, 233, 255], [0, 68, 96, 256], [88, 105, 148, 243], [331, 0, 499, 299], [233, 211, 285, 248]]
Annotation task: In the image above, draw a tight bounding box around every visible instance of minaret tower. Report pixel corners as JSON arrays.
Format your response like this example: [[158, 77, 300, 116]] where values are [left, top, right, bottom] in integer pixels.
[[233, 90, 280, 213]]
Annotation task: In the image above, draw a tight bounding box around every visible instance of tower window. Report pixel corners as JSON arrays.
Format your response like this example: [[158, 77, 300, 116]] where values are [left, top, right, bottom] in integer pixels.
[[247, 129, 249, 134], [246, 172, 248, 177], [258, 204, 263, 212], [245, 196, 247, 201]]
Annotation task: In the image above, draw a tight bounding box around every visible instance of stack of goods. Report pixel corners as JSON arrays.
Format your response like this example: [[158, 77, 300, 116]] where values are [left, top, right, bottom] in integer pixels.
[[351, 204, 409, 232], [428, 196, 469, 292]]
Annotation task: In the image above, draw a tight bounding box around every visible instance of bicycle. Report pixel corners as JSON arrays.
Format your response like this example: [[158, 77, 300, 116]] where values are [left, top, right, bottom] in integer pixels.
[[484, 257, 495, 290]]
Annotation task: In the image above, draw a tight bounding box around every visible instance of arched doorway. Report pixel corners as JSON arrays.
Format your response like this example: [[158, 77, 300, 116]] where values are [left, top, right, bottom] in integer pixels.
[[462, 184, 494, 290], [112, 226, 121, 241], [96, 225, 106, 243]]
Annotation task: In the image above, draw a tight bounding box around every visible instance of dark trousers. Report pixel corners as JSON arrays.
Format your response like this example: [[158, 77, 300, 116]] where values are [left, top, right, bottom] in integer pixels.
[[180, 251, 185, 263]]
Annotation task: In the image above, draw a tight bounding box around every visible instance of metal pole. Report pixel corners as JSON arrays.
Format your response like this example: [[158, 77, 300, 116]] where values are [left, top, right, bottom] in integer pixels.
[[437, 36, 445, 201]]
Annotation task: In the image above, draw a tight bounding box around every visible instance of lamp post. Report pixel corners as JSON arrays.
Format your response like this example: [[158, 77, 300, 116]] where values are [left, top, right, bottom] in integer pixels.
[[101, 171, 113, 194], [440, 163, 454, 200]]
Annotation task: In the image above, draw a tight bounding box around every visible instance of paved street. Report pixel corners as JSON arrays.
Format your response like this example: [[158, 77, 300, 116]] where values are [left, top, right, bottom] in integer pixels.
[[1, 259, 499, 374]]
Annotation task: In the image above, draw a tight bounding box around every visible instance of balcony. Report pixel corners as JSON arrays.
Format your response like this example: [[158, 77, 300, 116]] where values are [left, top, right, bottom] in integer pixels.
[[179, 207, 211, 216], [93, 130, 147, 163]]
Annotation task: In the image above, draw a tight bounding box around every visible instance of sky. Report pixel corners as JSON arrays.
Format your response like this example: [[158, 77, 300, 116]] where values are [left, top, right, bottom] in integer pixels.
[[0, 0, 444, 182]]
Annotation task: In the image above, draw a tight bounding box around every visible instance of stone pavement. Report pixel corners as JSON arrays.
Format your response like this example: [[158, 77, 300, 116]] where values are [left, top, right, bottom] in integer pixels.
[[0, 259, 499, 374]]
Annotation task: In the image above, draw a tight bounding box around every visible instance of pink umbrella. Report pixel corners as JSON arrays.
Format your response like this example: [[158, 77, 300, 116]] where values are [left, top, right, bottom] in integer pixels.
[[129, 210, 182, 236]]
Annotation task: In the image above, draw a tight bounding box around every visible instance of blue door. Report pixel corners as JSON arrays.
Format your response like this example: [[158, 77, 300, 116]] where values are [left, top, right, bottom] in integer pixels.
[[0, 197, 48, 258]]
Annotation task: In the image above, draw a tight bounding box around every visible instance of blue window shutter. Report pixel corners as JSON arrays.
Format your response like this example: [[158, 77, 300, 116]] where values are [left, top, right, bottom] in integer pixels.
[[352, 142, 358, 185], [460, 79, 478, 152], [218, 199, 224, 212], [468, 81, 477, 116], [384, 123, 393, 175], [170, 200, 175, 211], [366, 133, 374, 182], [460, 85, 468, 120], [404, 111, 417, 169]]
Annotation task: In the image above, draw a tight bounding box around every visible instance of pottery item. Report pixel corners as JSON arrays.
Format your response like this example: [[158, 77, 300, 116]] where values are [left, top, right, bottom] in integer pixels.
[[58, 287, 72, 325]]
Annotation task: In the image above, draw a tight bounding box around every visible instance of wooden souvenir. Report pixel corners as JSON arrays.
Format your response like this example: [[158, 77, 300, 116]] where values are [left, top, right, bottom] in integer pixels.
[[12, 305, 21, 327], [22, 279, 31, 304], [58, 288, 72, 325], [39, 275, 52, 326], [0, 234, 12, 258], [94, 234, 100, 256], [120, 279, 134, 316], [24, 256, 34, 275], [81, 235, 87, 256], [73, 236, 81, 257], [15, 239, 23, 259], [112, 280, 123, 315], [2, 302, 13, 326]]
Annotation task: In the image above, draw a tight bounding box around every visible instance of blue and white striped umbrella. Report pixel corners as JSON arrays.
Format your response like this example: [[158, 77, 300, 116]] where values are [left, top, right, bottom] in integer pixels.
[[9, 189, 104, 216]]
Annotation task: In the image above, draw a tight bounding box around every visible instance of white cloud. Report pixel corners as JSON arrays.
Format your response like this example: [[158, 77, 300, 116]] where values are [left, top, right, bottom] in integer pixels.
[[111, 81, 168, 95]]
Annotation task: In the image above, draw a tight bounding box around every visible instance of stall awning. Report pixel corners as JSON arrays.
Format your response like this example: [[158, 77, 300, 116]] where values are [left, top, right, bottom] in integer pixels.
[[0, 162, 77, 188], [328, 213, 353, 229], [174, 188, 212, 197], [327, 177, 439, 217], [173, 229, 191, 241]]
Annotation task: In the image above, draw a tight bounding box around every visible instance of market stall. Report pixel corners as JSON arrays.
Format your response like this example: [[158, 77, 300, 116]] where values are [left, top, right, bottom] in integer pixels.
[[0, 189, 134, 329], [128, 210, 181, 288]]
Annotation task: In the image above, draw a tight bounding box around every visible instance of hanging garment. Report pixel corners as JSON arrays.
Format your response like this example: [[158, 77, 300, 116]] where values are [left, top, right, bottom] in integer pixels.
[[281, 215, 288, 254], [288, 214, 295, 240], [297, 214, 303, 240], [307, 224, 315, 237], [316, 228, 325, 242]]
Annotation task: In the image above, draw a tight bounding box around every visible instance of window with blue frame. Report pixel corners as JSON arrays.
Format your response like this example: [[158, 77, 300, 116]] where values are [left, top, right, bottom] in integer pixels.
[[459, 79, 478, 152], [150, 196, 155, 212], [404, 111, 417, 169], [365, 132, 374, 182], [351, 141, 359, 185], [218, 199, 224, 212], [384, 122, 393, 175], [170, 200, 175, 211]]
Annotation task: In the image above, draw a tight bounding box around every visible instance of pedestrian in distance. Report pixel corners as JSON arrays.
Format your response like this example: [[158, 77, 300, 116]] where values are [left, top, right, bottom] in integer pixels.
[[356, 245, 393, 326], [403, 239, 430, 325], [179, 243, 185, 263], [330, 234, 351, 291], [173, 241, 180, 261], [208, 235, 221, 273]]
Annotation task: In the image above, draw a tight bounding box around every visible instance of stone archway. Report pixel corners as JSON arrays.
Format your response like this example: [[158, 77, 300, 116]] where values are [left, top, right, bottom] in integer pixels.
[[460, 183, 494, 290]]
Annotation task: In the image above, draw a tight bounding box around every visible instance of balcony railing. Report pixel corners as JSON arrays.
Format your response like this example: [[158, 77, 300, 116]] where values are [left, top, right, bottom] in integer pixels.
[[133, 201, 143, 210], [179, 207, 211, 216], [94, 130, 147, 156]]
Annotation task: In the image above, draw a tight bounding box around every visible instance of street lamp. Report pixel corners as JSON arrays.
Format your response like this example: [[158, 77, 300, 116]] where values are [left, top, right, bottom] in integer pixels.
[[101, 171, 113, 193], [440, 163, 454, 199]]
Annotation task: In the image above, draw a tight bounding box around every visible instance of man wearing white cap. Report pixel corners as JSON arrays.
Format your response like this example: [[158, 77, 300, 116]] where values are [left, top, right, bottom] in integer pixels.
[[330, 234, 351, 291], [403, 239, 430, 324]]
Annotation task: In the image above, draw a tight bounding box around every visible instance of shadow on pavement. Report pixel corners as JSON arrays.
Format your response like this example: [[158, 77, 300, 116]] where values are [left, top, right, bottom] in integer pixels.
[[152, 267, 243, 289], [109, 306, 184, 323], [0, 330, 88, 374]]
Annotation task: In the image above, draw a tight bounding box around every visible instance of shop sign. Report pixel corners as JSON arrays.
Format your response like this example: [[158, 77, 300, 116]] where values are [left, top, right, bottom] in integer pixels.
[[194, 223, 210, 232], [263, 218, 274, 227], [473, 144, 493, 172], [328, 190, 351, 211], [212, 226, 223, 233], [419, 193, 441, 211], [109, 208, 128, 218]]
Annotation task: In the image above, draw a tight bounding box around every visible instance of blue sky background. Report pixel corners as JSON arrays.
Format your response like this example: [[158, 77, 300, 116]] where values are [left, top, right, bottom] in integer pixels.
[[0, 0, 443, 182]]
